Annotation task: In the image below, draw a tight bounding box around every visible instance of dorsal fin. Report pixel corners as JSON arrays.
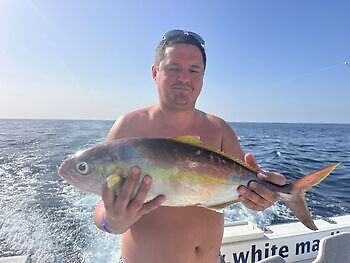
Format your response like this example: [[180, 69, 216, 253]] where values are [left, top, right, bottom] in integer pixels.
[[171, 136, 258, 173], [172, 136, 203, 145]]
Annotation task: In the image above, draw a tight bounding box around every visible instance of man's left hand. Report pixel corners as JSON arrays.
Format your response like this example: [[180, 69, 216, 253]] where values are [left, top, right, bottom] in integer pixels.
[[238, 153, 286, 211]]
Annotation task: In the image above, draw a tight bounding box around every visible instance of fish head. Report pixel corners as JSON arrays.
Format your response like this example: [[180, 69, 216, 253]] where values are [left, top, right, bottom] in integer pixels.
[[58, 143, 123, 196]]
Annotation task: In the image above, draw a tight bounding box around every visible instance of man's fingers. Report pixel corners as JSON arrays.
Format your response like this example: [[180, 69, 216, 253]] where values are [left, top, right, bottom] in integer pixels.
[[257, 171, 286, 186], [244, 153, 261, 171], [244, 153, 286, 185], [139, 195, 166, 216], [116, 166, 141, 210], [128, 175, 153, 210], [239, 193, 265, 211], [238, 185, 274, 209], [102, 182, 116, 210], [248, 181, 279, 204], [242, 152, 287, 211]]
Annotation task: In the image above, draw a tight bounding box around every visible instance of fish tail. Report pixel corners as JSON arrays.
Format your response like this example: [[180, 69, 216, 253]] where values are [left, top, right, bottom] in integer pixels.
[[280, 163, 340, 231]]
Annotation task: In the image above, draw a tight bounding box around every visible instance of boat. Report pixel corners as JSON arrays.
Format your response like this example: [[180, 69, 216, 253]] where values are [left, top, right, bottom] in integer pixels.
[[1, 215, 349, 263], [220, 215, 350, 262]]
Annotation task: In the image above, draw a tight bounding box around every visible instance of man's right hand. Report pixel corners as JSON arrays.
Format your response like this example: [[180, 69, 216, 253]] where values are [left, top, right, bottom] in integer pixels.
[[101, 166, 166, 234]]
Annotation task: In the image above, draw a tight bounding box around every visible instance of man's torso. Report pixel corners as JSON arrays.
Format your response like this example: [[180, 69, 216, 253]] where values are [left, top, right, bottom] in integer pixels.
[[112, 106, 231, 263]]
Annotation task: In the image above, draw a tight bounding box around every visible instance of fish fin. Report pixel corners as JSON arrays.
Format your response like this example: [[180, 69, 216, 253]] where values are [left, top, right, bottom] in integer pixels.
[[107, 174, 121, 189], [171, 136, 257, 173], [172, 136, 203, 145], [283, 193, 318, 230], [280, 163, 340, 231], [293, 163, 340, 191], [206, 200, 240, 211]]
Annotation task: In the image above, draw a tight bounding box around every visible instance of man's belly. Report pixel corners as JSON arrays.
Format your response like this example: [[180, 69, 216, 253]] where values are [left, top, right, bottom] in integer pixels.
[[121, 206, 224, 263]]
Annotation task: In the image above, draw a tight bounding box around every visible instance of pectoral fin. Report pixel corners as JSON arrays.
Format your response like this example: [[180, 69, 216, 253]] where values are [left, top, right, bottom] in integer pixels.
[[107, 174, 121, 189]]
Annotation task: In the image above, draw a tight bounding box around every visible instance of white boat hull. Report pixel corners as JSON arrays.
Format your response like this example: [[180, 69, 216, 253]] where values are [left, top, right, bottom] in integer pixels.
[[221, 215, 350, 263]]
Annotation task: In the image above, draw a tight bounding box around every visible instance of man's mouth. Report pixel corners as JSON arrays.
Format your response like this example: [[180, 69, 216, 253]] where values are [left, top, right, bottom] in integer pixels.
[[172, 85, 193, 92]]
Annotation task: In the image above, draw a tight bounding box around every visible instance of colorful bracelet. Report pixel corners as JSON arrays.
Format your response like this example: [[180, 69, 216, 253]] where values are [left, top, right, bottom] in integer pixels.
[[101, 212, 112, 233]]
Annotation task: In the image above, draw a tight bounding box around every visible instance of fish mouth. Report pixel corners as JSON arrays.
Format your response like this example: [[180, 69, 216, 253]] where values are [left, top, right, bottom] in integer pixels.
[[58, 163, 80, 185], [58, 163, 67, 178]]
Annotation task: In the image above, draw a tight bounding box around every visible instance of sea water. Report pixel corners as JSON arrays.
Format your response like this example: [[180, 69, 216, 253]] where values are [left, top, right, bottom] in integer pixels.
[[0, 119, 349, 262]]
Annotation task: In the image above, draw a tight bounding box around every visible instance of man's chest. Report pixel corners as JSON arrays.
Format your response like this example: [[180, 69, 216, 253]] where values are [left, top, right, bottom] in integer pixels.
[[136, 123, 222, 150]]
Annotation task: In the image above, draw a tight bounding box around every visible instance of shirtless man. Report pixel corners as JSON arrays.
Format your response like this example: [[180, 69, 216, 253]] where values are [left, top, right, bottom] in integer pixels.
[[93, 30, 286, 263]]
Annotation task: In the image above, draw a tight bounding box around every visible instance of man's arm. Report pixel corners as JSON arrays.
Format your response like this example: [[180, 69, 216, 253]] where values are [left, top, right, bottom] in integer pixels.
[[220, 120, 286, 211], [93, 116, 165, 234]]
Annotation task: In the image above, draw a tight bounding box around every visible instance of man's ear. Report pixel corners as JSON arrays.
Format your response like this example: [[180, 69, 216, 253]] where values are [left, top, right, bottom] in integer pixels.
[[152, 64, 157, 80]]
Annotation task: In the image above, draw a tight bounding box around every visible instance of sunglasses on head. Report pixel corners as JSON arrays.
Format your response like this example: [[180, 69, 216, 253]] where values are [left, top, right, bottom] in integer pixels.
[[161, 30, 205, 47]]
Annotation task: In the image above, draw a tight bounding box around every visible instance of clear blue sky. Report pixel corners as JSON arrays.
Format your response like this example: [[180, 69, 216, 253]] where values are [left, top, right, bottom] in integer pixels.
[[1, 0, 349, 123]]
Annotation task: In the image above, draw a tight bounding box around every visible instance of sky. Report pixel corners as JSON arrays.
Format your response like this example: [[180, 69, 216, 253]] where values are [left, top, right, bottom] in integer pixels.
[[0, 0, 349, 123]]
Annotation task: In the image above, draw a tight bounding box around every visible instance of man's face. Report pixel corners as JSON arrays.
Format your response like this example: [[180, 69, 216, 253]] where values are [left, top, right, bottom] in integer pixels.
[[152, 43, 205, 111]]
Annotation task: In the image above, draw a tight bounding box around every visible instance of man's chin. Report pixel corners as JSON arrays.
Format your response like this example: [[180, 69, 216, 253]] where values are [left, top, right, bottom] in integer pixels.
[[171, 101, 196, 111]]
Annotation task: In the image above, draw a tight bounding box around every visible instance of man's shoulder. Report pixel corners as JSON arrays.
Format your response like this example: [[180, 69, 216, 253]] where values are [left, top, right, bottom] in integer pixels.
[[198, 110, 237, 139], [198, 110, 230, 129], [107, 106, 158, 140], [122, 106, 153, 121], [117, 105, 157, 126], [198, 111, 242, 157]]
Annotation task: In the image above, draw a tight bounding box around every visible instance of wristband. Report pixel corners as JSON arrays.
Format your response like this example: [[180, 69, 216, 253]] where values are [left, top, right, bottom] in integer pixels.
[[101, 212, 112, 233]]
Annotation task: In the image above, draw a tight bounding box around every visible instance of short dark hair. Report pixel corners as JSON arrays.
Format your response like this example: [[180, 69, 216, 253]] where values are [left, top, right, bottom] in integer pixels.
[[154, 34, 207, 70]]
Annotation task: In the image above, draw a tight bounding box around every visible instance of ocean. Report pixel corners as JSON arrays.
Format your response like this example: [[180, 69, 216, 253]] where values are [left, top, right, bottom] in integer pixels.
[[0, 119, 349, 262]]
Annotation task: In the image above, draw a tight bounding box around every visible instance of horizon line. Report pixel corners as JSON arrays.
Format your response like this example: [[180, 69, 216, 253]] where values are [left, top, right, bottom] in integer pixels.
[[0, 117, 349, 125]]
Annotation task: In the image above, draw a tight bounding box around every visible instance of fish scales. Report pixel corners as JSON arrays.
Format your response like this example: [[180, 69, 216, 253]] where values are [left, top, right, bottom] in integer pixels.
[[107, 138, 255, 206], [117, 138, 257, 206]]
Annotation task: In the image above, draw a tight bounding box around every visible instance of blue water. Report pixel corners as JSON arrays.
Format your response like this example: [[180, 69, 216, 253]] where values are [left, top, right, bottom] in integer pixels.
[[0, 119, 349, 262]]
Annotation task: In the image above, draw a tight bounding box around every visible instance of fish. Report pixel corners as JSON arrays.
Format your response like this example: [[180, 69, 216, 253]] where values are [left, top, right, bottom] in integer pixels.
[[58, 136, 339, 230]]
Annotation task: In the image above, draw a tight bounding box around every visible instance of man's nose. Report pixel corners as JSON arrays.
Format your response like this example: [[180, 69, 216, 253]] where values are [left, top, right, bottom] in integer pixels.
[[177, 69, 191, 83]]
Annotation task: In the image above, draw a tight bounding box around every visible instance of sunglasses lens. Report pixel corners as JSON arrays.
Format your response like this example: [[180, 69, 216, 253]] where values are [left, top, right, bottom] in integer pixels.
[[162, 30, 205, 46], [163, 30, 183, 39], [188, 32, 205, 46]]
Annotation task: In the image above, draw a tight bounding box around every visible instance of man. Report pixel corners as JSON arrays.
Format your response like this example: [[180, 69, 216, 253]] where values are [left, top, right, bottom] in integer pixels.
[[93, 30, 286, 263]]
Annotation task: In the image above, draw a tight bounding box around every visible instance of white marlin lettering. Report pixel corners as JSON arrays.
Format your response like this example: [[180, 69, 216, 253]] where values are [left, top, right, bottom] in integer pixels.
[[229, 230, 341, 263], [232, 243, 288, 263]]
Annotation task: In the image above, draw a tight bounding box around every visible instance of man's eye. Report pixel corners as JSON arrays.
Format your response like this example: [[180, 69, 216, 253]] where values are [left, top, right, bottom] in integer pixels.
[[168, 67, 180, 71]]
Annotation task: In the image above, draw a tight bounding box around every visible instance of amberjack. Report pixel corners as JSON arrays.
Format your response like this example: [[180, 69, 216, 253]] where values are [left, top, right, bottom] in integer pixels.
[[58, 136, 339, 230]]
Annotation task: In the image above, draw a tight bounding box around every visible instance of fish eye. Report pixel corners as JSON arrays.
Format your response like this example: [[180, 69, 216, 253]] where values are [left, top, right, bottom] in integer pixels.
[[76, 162, 89, 175]]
